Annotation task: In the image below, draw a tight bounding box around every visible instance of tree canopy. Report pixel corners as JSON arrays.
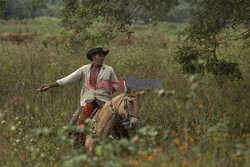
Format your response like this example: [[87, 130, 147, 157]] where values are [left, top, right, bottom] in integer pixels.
[[176, 0, 249, 80], [60, 0, 177, 44], [0, 0, 63, 19]]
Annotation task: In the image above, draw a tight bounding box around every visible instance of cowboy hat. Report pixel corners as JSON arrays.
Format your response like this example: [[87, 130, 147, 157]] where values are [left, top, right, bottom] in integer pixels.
[[86, 47, 109, 61]]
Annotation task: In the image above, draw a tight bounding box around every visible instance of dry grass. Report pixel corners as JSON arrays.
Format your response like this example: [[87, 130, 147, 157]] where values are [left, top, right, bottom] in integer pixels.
[[0, 18, 249, 167]]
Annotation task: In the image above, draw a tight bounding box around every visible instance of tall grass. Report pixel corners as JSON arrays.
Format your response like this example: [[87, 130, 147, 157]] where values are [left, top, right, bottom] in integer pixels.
[[0, 17, 249, 167]]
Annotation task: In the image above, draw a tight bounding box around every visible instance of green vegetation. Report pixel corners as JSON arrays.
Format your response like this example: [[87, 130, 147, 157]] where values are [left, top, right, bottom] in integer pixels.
[[0, 0, 62, 19], [0, 17, 61, 34], [0, 17, 249, 166], [176, 0, 250, 80]]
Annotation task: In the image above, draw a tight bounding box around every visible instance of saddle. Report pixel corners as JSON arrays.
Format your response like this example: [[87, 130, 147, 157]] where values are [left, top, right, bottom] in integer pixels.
[[89, 107, 102, 119]]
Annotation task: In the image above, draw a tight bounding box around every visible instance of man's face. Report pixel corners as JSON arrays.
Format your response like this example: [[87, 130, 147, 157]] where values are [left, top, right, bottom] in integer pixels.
[[92, 53, 105, 66]]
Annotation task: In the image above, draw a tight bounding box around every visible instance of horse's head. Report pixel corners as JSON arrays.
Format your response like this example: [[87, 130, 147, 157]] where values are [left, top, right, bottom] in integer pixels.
[[119, 90, 144, 130]]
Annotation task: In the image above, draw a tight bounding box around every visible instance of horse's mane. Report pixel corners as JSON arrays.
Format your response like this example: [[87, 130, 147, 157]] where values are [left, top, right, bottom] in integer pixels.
[[102, 93, 126, 110]]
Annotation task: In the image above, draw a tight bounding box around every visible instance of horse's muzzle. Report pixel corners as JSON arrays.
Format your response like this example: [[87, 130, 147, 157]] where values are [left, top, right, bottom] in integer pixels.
[[124, 119, 138, 130]]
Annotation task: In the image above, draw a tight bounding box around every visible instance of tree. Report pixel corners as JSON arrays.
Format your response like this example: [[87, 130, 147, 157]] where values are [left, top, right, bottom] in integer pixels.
[[60, 0, 177, 44], [23, 0, 47, 19], [176, 0, 249, 79], [0, 0, 62, 19], [0, 0, 6, 15]]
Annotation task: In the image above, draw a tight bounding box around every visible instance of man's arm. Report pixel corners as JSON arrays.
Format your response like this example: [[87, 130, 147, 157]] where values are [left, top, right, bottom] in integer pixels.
[[37, 67, 84, 92]]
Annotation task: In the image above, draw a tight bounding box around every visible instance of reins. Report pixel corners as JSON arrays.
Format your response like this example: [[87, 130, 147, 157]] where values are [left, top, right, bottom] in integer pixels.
[[109, 92, 139, 126]]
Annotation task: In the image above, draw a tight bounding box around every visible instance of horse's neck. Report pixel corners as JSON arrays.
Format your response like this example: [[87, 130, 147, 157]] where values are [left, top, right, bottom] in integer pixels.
[[95, 93, 125, 138], [113, 93, 125, 108]]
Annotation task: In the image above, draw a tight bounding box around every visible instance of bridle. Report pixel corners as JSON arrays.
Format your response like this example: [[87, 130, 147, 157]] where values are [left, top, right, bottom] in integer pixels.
[[110, 93, 140, 127]]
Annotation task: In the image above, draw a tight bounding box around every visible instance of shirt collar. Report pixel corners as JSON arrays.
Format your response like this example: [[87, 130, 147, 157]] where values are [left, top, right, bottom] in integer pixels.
[[87, 63, 106, 70]]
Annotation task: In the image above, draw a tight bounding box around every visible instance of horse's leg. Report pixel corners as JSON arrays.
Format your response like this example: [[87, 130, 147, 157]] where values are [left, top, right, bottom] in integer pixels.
[[85, 135, 95, 155]]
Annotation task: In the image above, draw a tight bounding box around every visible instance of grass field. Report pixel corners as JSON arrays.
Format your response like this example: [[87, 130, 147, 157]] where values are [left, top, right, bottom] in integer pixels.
[[0, 17, 249, 167]]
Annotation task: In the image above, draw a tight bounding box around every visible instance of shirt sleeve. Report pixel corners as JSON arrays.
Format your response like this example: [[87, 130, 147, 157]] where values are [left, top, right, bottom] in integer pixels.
[[56, 68, 84, 86]]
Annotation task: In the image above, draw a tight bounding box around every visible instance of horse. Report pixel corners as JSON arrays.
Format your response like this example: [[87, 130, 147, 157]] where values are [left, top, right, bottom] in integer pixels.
[[84, 89, 144, 154]]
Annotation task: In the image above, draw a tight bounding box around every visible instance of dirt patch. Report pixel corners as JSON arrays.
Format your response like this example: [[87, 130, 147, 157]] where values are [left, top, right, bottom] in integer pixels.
[[1, 32, 33, 44], [118, 35, 138, 45], [45, 34, 57, 41], [7, 19, 34, 25], [132, 25, 149, 30]]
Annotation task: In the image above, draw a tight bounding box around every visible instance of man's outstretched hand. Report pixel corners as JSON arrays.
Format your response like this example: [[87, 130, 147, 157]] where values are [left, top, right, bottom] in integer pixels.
[[37, 82, 59, 92], [37, 84, 50, 92]]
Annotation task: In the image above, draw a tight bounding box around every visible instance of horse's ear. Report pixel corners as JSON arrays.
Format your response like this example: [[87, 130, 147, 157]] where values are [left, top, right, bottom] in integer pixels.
[[123, 79, 132, 93], [135, 91, 144, 98], [123, 79, 127, 93]]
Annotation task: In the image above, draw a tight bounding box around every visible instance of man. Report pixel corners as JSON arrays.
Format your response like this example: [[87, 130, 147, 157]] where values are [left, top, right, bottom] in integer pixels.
[[37, 48, 120, 140]]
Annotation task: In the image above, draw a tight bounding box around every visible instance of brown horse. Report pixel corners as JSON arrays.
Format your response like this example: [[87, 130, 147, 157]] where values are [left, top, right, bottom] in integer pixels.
[[84, 89, 144, 154]]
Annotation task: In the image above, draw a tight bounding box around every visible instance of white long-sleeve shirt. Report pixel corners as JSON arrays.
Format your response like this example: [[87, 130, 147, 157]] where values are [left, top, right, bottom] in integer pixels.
[[56, 64, 119, 106]]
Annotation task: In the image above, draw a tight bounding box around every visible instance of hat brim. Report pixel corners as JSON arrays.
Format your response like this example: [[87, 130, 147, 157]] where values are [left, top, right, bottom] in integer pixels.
[[87, 50, 109, 61]]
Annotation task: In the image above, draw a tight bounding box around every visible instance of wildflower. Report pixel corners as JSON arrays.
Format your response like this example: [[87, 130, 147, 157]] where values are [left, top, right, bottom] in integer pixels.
[[40, 153, 45, 158], [179, 142, 188, 152], [197, 125, 201, 129], [171, 130, 175, 135], [147, 155, 153, 161], [210, 108, 214, 112], [180, 160, 188, 167], [54, 150, 59, 156], [223, 133, 228, 138], [10, 125, 16, 131], [174, 138, 180, 145], [139, 153, 146, 158], [213, 137, 218, 144], [191, 122, 195, 126], [157, 148, 163, 153], [62, 126, 68, 130], [132, 159, 139, 166], [23, 152, 30, 159], [53, 163, 60, 167], [198, 104, 203, 109], [189, 137, 194, 143], [240, 122, 244, 128], [234, 156, 243, 161], [129, 156, 135, 160], [152, 152, 157, 158], [30, 146, 34, 151], [160, 162, 166, 167]]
